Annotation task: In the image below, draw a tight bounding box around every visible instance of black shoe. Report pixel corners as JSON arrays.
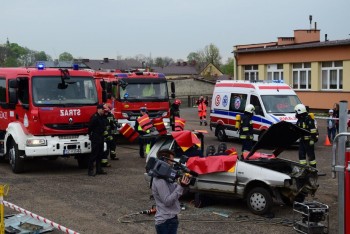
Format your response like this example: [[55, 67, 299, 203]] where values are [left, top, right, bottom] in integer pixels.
[[96, 170, 107, 175], [88, 171, 96, 177], [140, 155, 145, 158], [102, 163, 112, 167], [204, 122, 208, 126], [111, 157, 119, 161], [200, 122, 202, 126]]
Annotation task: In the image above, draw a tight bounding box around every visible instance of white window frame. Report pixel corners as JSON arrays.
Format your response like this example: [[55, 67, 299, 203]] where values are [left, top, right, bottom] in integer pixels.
[[244, 65, 259, 81], [267, 64, 284, 81], [292, 63, 311, 90], [321, 61, 343, 90]]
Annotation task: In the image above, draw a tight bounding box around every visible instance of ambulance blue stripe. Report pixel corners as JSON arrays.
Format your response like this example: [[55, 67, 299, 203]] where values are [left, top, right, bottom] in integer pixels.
[[212, 109, 273, 125], [269, 114, 280, 123]]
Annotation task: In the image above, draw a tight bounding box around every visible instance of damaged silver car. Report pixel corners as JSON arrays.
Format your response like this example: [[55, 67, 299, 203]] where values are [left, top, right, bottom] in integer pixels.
[[145, 121, 319, 215]]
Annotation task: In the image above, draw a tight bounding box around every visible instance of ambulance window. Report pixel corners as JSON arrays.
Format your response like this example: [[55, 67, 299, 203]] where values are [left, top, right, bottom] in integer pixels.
[[250, 95, 263, 116], [0, 78, 5, 103], [229, 93, 247, 113]]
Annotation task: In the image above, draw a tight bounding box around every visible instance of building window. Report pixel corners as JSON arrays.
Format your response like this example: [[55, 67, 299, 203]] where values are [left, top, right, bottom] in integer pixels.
[[267, 64, 284, 81], [321, 61, 343, 90], [292, 63, 311, 89], [244, 65, 259, 81]]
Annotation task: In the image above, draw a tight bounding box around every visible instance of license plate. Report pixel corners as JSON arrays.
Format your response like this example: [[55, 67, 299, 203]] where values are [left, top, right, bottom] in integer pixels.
[[63, 149, 81, 155]]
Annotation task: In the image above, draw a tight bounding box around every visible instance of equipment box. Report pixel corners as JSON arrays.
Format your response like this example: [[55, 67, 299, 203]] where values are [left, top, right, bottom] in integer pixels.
[[293, 201, 329, 234]]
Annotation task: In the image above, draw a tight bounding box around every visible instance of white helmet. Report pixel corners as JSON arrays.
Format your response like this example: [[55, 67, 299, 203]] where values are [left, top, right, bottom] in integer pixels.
[[245, 104, 255, 113], [294, 104, 307, 115]]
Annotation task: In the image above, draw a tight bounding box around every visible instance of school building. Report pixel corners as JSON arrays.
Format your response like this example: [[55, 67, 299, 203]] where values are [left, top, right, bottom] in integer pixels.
[[233, 27, 350, 111]]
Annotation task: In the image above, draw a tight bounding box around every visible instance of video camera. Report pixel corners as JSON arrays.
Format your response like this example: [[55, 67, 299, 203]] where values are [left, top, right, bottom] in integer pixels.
[[146, 155, 197, 186]]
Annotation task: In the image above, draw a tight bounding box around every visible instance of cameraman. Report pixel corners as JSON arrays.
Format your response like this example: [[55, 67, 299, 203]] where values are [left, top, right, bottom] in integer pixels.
[[152, 149, 190, 234]]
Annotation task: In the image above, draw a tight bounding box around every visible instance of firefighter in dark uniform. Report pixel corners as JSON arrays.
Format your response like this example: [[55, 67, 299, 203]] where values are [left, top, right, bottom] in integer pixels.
[[239, 104, 255, 155], [170, 99, 181, 131], [101, 103, 119, 167], [88, 104, 107, 176], [295, 104, 317, 168]]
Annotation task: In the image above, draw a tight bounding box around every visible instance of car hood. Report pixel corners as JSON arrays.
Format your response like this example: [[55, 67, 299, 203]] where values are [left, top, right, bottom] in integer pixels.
[[247, 121, 309, 158]]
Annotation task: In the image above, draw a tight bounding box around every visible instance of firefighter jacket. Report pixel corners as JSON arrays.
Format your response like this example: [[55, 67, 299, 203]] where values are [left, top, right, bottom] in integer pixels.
[[104, 113, 118, 141], [88, 112, 106, 143], [239, 114, 253, 140], [296, 114, 318, 144]]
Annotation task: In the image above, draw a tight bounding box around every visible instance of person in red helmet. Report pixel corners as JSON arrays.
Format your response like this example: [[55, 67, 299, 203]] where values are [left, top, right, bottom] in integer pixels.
[[170, 99, 181, 131]]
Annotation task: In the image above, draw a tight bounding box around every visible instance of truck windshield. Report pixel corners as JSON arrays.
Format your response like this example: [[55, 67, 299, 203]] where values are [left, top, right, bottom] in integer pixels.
[[119, 82, 169, 101], [32, 76, 98, 106], [261, 95, 301, 113]]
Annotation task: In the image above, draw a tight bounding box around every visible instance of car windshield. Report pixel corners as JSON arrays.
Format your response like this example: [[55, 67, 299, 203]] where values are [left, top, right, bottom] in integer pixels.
[[32, 76, 98, 106], [119, 82, 169, 101], [261, 95, 301, 113]]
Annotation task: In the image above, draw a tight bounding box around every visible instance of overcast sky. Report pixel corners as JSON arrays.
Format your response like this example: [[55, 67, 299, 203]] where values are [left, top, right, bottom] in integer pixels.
[[1, 0, 349, 62]]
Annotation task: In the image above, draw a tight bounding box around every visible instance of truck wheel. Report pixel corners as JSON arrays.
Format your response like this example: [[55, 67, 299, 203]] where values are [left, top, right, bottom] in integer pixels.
[[216, 126, 227, 142], [246, 187, 273, 215], [9, 140, 25, 173], [77, 155, 89, 169]]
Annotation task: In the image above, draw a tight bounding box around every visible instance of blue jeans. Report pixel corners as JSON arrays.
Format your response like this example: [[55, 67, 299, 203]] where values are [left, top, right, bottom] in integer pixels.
[[155, 216, 179, 234], [327, 127, 336, 142]]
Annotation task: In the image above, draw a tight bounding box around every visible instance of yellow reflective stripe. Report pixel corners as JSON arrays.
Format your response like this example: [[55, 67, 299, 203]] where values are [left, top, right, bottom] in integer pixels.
[[299, 160, 307, 164], [310, 129, 317, 133], [242, 127, 249, 131], [101, 159, 108, 163], [309, 160, 317, 165], [249, 120, 252, 124]]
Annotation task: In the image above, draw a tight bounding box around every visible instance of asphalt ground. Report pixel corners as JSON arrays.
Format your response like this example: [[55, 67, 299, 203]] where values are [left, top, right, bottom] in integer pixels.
[[0, 107, 344, 234]]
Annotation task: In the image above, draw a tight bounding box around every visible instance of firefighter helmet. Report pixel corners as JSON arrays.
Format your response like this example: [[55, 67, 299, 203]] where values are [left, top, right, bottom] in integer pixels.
[[174, 99, 181, 105], [245, 104, 255, 114], [294, 104, 307, 115]]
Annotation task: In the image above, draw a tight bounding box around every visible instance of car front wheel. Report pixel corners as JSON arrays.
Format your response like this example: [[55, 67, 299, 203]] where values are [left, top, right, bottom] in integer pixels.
[[246, 187, 273, 215]]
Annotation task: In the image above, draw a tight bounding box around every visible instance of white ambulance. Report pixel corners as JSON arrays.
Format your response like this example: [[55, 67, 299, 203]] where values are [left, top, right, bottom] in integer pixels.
[[210, 80, 302, 141]]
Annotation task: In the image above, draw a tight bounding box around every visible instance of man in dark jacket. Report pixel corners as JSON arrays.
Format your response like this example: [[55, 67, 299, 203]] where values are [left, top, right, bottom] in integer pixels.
[[88, 104, 107, 176]]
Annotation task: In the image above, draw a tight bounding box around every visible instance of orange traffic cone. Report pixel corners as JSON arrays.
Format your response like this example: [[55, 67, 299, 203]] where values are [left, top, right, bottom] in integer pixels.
[[324, 136, 332, 146]]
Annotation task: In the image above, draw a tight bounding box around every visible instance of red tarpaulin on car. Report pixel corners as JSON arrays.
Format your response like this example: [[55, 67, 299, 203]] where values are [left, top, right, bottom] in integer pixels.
[[171, 130, 201, 152], [186, 155, 238, 174]]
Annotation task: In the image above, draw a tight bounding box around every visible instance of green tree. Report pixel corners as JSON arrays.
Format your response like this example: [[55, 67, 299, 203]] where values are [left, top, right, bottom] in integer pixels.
[[59, 52, 73, 61], [220, 57, 234, 77], [35, 51, 51, 61], [204, 43, 222, 67], [187, 51, 206, 65], [155, 57, 164, 67]]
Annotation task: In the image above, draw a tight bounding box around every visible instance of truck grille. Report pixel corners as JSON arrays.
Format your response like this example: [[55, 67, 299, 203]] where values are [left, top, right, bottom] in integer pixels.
[[45, 123, 88, 131]]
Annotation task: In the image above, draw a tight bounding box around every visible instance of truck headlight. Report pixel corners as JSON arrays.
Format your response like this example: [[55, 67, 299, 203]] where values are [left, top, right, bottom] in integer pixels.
[[26, 139, 47, 146], [162, 112, 168, 117], [122, 113, 128, 118]]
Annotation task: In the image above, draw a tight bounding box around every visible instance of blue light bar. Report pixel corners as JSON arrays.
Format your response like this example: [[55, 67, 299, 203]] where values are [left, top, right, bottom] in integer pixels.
[[72, 64, 79, 70], [36, 62, 45, 70], [115, 73, 128, 78]]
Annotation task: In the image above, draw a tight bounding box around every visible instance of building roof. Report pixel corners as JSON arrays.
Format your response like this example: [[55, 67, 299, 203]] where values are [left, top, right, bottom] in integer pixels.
[[82, 58, 142, 71], [235, 38, 350, 54], [152, 64, 198, 76]]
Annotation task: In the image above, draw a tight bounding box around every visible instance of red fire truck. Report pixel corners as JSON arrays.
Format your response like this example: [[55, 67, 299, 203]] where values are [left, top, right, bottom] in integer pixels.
[[94, 71, 175, 131], [0, 66, 102, 173]]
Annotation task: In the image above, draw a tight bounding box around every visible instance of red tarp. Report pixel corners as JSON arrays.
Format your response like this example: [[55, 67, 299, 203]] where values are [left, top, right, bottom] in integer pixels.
[[171, 130, 201, 152], [174, 117, 186, 131], [186, 155, 238, 174]]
